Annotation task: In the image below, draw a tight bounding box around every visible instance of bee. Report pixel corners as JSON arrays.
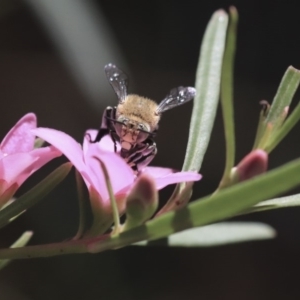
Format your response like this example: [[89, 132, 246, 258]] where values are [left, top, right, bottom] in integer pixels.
[[90, 63, 196, 173]]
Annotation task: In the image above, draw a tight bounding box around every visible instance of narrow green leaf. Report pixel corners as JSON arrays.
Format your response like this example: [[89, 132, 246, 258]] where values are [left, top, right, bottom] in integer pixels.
[[266, 101, 300, 152], [265, 66, 300, 125], [219, 6, 238, 187], [73, 170, 89, 240], [96, 158, 120, 235], [250, 193, 300, 213], [257, 67, 300, 150], [182, 10, 228, 172], [252, 102, 270, 149], [135, 222, 275, 247], [0, 231, 33, 270], [0, 198, 26, 223], [0, 162, 72, 229]]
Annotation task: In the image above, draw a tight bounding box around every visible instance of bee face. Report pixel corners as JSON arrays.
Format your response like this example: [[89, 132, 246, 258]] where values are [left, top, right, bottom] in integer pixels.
[[114, 95, 160, 148]]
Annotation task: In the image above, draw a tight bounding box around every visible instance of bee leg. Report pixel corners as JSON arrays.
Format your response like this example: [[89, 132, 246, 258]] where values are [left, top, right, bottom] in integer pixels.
[[92, 128, 109, 143], [90, 106, 116, 143], [109, 131, 118, 153], [135, 147, 157, 173], [128, 141, 157, 173]]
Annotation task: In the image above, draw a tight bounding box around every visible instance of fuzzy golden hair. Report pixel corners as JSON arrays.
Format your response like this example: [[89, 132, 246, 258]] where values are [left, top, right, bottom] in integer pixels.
[[116, 94, 161, 130]]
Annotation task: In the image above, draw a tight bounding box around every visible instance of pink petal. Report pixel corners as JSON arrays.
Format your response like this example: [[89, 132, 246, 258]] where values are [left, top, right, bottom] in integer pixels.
[[83, 130, 96, 156], [153, 171, 202, 190], [84, 129, 121, 154], [143, 166, 176, 177], [84, 142, 135, 203], [32, 128, 94, 189], [33, 127, 134, 204], [0, 147, 61, 201], [27, 146, 62, 176], [1, 113, 37, 154], [0, 153, 37, 187]]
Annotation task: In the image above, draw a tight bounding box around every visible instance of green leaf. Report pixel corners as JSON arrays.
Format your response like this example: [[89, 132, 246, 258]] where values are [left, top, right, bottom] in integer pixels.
[[251, 193, 300, 213], [73, 170, 89, 240], [258, 66, 300, 150], [182, 10, 228, 172], [266, 101, 300, 152], [0, 162, 72, 229], [0, 198, 25, 223], [265, 66, 300, 126], [0, 231, 33, 270], [219, 6, 238, 187], [252, 101, 270, 149], [135, 222, 275, 247]]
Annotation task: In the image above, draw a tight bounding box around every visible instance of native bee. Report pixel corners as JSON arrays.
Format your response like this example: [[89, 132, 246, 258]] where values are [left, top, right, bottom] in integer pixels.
[[90, 63, 196, 173]]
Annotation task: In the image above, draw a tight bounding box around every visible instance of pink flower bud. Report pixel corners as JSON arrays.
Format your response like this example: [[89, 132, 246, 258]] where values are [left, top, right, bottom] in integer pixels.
[[123, 174, 158, 231], [234, 150, 268, 182]]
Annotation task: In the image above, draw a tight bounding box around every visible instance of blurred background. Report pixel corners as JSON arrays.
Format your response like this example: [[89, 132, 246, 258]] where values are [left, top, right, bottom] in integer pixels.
[[1, 0, 300, 299]]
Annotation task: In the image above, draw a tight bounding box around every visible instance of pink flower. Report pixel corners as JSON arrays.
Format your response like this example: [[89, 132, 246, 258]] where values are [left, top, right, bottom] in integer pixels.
[[32, 128, 201, 213], [0, 113, 61, 208]]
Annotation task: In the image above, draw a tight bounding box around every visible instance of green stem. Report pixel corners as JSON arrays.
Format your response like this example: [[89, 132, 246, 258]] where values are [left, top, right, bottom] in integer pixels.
[[0, 231, 33, 270], [0, 240, 93, 259]]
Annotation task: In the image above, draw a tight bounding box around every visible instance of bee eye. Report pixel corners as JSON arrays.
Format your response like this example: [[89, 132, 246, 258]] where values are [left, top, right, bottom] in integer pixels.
[[137, 123, 150, 133], [137, 131, 149, 143], [138, 124, 145, 130], [118, 117, 128, 125]]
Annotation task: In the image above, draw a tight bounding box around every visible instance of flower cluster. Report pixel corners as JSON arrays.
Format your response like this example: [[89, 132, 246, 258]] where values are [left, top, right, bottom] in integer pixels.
[[0, 112, 201, 248]]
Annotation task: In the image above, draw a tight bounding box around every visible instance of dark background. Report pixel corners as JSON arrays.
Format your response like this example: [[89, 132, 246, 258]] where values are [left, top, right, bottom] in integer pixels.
[[1, 0, 300, 299]]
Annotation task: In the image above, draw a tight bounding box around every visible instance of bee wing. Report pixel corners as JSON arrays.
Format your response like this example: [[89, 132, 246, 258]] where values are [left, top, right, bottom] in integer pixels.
[[104, 63, 128, 103], [156, 86, 196, 114]]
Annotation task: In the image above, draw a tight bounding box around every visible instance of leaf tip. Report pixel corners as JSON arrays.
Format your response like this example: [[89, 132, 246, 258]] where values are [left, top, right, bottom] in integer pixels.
[[287, 65, 300, 74], [214, 9, 228, 21]]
